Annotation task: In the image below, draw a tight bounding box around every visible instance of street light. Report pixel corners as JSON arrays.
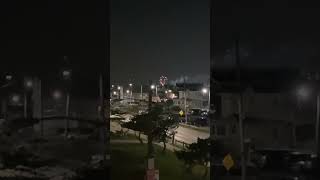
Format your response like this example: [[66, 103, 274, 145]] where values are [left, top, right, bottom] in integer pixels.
[[202, 88, 208, 94], [24, 78, 33, 118], [129, 83, 133, 103], [295, 84, 320, 156], [11, 94, 20, 103], [113, 91, 117, 95], [297, 85, 311, 100], [53, 90, 62, 100], [202, 87, 210, 111], [5, 74, 12, 81], [151, 85, 155, 89], [111, 85, 114, 88], [61, 67, 72, 137], [62, 70, 71, 80], [126, 90, 130, 94]]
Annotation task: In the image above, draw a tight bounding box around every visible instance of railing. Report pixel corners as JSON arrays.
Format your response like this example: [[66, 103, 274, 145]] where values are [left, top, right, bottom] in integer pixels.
[[165, 135, 190, 149]]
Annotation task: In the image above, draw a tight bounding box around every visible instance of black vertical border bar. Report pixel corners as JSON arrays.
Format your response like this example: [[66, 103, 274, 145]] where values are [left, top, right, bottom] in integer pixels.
[[210, 0, 215, 179], [106, 0, 111, 162]]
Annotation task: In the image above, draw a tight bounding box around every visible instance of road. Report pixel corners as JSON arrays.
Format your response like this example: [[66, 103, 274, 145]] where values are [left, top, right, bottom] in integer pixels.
[[174, 125, 209, 144], [110, 120, 209, 145]]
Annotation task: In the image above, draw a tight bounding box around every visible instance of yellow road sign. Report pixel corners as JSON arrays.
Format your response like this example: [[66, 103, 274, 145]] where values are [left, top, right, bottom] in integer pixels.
[[222, 154, 234, 171], [179, 110, 184, 116]]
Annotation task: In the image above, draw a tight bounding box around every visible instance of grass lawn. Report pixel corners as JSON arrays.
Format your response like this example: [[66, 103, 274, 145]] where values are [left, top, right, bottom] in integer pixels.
[[111, 143, 210, 180]]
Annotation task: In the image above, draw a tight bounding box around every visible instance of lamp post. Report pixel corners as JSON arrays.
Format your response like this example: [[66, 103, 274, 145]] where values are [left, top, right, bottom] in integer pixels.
[[202, 87, 210, 111], [62, 68, 72, 137], [24, 78, 33, 118], [2, 74, 14, 121], [126, 89, 130, 102], [117, 86, 121, 99], [296, 84, 320, 156], [129, 83, 133, 103]]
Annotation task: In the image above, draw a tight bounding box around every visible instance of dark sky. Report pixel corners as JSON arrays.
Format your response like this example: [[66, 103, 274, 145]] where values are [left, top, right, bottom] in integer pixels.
[[213, 2, 320, 70], [110, 0, 210, 84], [0, 1, 108, 97]]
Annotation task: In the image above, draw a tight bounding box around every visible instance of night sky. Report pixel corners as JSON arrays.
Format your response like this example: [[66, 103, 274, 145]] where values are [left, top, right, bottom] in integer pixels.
[[213, 3, 320, 70], [110, 0, 210, 84], [1, 1, 320, 89], [0, 1, 108, 97]]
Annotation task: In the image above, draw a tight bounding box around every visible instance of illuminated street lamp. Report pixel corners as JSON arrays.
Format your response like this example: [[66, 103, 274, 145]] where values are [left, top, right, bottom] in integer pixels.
[[61, 66, 72, 137], [150, 85, 155, 89], [129, 83, 133, 103], [53, 90, 62, 100], [113, 91, 117, 95], [5, 74, 12, 81], [202, 87, 210, 110], [297, 85, 311, 100], [295, 84, 320, 155], [112, 85, 114, 88], [23, 78, 33, 118], [117, 86, 121, 99], [202, 88, 208, 94], [126, 90, 130, 94], [11, 94, 20, 103]]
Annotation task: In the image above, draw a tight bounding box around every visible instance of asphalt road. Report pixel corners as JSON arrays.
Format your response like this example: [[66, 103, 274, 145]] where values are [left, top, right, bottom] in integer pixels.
[[174, 125, 209, 144], [110, 120, 209, 145]]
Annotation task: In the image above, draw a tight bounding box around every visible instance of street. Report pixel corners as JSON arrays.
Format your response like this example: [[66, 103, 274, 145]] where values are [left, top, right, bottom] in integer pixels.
[[110, 120, 209, 145], [174, 125, 209, 144]]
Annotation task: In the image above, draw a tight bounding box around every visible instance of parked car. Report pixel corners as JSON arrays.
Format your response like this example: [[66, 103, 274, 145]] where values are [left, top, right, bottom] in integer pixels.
[[251, 149, 292, 170], [286, 152, 317, 173]]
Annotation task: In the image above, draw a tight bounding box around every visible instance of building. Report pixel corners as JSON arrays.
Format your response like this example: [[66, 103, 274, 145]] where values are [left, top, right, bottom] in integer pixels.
[[173, 90, 209, 110], [211, 68, 317, 155]]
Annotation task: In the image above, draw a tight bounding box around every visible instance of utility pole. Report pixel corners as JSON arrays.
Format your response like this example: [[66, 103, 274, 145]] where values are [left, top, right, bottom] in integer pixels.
[[24, 92, 27, 118], [155, 85, 158, 97], [141, 85, 143, 100], [130, 86, 133, 104], [65, 92, 70, 137], [236, 38, 246, 180], [39, 79, 43, 137], [316, 94, 320, 157], [147, 80, 154, 157], [184, 76, 188, 124]]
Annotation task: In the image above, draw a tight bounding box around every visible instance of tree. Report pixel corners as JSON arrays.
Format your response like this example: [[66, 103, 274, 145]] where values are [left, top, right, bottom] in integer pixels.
[[121, 104, 179, 155], [121, 114, 147, 144], [175, 138, 211, 178], [153, 115, 178, 153]]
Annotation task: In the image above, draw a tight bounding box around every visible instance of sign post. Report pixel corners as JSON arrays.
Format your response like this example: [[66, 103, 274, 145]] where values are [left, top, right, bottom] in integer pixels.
[[179, 110, 184, 116], [223, 154, 234, 175]]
